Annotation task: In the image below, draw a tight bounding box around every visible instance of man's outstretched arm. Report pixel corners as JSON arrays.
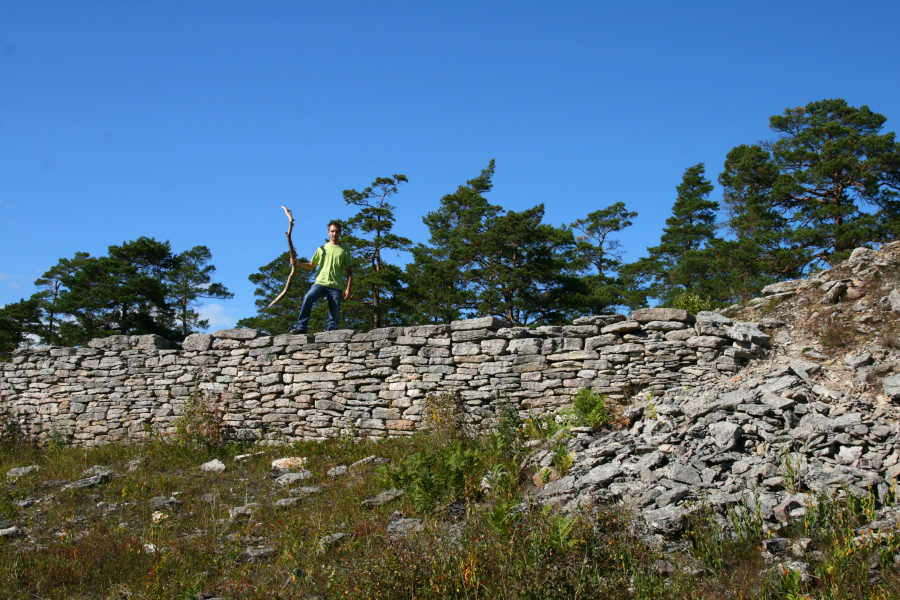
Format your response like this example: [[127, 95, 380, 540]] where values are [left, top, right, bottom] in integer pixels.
[[289, 256, 317, 271]]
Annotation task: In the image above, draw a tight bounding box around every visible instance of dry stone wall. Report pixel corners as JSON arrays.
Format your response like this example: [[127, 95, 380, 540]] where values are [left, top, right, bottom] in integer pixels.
[[0, 310, 773, 445]]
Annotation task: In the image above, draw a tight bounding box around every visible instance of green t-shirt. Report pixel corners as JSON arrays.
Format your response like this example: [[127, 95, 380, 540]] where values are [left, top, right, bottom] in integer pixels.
[[311, 243, 353, 290]]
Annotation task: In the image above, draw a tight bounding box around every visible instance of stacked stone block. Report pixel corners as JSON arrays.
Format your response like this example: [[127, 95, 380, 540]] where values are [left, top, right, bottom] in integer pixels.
[[0, 310, 770, 445]]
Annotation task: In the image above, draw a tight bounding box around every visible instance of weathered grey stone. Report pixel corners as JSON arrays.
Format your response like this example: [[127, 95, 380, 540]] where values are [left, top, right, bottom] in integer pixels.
[[386, 513, 424, 539], [601, 320, 642, 334], [271, 457, 308, 472], [888, 289, 900, 312], [727, 322, 771, 345], [581, 462, 622, 486], [275, 497, 302, 508], [709, 422, 743, 451], [361, 488, 405, 507], [695, 311, 732, 325], [656, 485, 690, 508], [509, 338, 542, 354], [667, 464, 701, 486], [883, 374, 900, 399], [200, 459, 226, 473], [88, 335, 131, 350], [275, 471, 312, 486], [573, 315, 626, 326], [685, 336, 729, 349], [213, 328, 260, 340], [789, 360, 821, 381], [63, 471, 111, 490], [643, 321, 687, 332], [0, 526, 21, 538], [315, 330, 355, 343], [318, 533, 346, 548], [182, 333, 214, 352], [6, 465, 39, 481], [273, 333, 312, 346], [450, 316, 511, 331], [643, 505, 686, 534], [130, 334, 170, 350], [821, 282, 847, 304], [843, 352, 873, 371], [632, 308, 694, 323], [240, 546, 277, 563], [665, 329, 696, 341], [761, 280, 802, 296]]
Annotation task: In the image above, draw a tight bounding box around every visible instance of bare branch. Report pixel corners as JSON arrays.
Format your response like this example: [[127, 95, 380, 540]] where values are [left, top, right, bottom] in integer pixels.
[[268, 205, 297, 307]]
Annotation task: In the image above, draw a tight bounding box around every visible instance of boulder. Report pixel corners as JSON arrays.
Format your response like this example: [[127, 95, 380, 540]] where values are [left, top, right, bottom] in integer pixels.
[[182, 333, 214, 352], [761, 280, 802, 296], [200, 459, 226, 473], [883, 374, 900, 399]]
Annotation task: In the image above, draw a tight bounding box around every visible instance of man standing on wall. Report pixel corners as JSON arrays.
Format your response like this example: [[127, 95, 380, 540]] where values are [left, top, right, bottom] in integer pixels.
[[291, 222, 353, 333]]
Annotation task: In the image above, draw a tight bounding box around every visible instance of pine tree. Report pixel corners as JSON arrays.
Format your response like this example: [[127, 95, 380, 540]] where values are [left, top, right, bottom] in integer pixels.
[[622, 164, 719, 306], [340, 175, 412, 330], [764, 99, 900, 266], [569, 202, 638, 313]]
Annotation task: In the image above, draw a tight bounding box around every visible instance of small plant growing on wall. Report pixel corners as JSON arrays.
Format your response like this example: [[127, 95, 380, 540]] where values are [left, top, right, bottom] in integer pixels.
[[560, 388, 622, 430], [173, 382, 229, 450]]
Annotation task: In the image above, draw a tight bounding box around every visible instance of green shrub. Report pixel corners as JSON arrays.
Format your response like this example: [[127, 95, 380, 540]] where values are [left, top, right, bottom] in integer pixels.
[[383, 437, 489, 513], [672, 290, 712, 314], [422, 389, 472, 444], [492, 400, 526, 460], [561, 388, 616, 430], [173, 383, 228, 451]]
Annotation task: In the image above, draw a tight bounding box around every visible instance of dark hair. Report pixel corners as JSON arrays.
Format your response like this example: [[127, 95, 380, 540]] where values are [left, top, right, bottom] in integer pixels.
[[328, 221, 342, 233]]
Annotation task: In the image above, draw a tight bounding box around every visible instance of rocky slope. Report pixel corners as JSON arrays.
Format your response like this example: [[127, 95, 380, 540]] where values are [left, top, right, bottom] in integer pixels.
[[538, 242, 900, 555]]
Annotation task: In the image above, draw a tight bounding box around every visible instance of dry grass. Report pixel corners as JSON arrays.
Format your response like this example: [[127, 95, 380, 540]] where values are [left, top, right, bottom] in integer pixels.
[[1, 418, 900, 599]]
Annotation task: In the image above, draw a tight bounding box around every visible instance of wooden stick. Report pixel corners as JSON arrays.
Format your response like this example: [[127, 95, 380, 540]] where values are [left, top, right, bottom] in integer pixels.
[[268, 205, 297, 307]]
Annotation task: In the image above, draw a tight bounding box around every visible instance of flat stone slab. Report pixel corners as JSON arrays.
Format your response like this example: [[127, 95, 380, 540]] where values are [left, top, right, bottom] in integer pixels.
[[601, 320, 642, 334], [316, 330, 356, 343], [275, 470, 312, 486], [6, 465, 39, 481], [361, 488, 404, 507], [213, 328, 260, 341], [632, 308, 694, 323], [450, 316, 512, 331], [761, 280, 801, 296]]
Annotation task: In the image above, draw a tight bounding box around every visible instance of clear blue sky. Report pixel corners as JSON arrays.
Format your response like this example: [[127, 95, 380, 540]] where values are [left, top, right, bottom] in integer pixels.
[[2, 1, 899, 329]]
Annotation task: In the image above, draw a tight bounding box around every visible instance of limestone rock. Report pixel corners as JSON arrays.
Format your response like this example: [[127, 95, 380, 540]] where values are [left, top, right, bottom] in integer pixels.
[[272, 457, 308, 473], [182, 333, 214, 352], [361, 488, 404, 507], [131, 334, 170, 350], [200, 459, 226, 473], [451, 316, 512, 331], [6, 465, 39, 481], [761, 280, 801, 296], [275, 471, 312, 486], [632, 308, 694, 324], [213, 328, 260, 340]]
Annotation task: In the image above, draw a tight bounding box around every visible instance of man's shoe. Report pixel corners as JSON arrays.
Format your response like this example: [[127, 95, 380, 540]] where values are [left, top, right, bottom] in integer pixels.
[[289, 328, 308, 335]]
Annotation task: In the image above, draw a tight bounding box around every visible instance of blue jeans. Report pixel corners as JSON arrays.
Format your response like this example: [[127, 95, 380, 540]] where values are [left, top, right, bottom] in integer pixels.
[[296, 284, 342, 332]]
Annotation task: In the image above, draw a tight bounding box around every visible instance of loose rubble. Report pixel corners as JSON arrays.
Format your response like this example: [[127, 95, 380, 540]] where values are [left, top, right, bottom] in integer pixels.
[[531, 242, 900, 551]]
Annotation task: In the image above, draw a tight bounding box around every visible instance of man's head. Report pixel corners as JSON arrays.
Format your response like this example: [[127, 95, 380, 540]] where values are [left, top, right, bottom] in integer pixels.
[[327, 221, 342, 243]]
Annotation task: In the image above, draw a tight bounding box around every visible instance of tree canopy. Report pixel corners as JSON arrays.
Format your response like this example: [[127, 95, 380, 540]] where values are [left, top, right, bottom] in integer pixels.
[[4, 97, 900, 354]]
